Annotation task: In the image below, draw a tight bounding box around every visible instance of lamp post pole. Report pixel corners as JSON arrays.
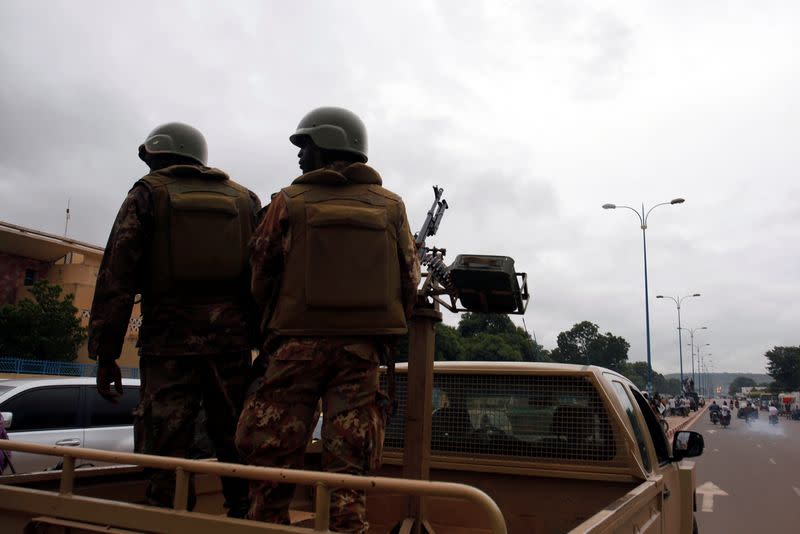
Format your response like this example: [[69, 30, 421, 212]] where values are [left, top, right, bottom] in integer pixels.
[[656, 293, 701, 389], [602, 198, 685, 393], [698, 344, 711, 395], [683, 326, 707, 387]]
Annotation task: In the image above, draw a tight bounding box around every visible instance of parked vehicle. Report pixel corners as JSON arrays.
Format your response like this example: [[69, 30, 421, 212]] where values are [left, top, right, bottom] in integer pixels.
[[0, 377, 139, 473]]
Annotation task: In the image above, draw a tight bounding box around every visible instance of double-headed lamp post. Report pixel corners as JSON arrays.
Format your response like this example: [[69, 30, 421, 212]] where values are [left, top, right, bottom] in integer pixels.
[[602, 198, 685, 393], [656, 293, 701, 389]]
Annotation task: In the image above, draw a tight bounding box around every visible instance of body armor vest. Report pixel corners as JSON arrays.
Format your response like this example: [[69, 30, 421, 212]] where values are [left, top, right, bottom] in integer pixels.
[[137, 165, 254, 301], [267, 166, 408, 336]]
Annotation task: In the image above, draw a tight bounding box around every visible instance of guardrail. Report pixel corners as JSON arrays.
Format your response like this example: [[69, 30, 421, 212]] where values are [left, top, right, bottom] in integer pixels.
[[0, 440, 507, 534], [0, 357, 139, 379]]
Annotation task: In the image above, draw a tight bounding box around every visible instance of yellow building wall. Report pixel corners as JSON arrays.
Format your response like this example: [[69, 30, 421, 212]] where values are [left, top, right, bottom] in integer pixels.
[[13, 251, 141, 369]]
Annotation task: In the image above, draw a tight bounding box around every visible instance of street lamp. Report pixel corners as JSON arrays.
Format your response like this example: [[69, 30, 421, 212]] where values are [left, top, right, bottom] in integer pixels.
[[656, 293, 701, 388], [602, 197, 685, 393], [698, 344, 711, 395], [682, 326, 707, 386]]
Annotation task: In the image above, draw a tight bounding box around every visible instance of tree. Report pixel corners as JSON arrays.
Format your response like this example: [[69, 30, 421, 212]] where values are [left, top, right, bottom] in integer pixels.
[[394, 313, 550, 363], [434, 324, 464, 361], [549, 321, 629, 372], [765, 346, 800, 391], [0, 280, 87, 361], [728, 376, 757, 396], [456, 313, 516, 338]]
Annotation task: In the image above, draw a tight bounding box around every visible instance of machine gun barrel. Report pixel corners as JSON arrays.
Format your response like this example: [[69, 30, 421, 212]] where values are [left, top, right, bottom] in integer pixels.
[[415, 186, 446, 260]]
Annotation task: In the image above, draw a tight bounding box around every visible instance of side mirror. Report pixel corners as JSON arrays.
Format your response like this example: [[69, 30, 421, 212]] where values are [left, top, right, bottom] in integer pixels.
[[672, 430, 704, 460], [1, 411, 12, 430]]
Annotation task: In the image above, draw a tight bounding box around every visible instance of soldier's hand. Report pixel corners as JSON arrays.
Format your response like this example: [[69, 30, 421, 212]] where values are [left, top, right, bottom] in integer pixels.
[[97, 361, 123, 403]]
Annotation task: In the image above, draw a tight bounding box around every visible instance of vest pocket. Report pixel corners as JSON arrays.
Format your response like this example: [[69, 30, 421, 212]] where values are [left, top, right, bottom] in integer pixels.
[[169, 193, 243, 281], [306, 203, 389, 309]]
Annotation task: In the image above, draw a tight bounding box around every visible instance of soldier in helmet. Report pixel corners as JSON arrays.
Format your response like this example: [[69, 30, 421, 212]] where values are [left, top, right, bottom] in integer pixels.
[[89, 122, 261, 517], [235, 107, 420, 532]]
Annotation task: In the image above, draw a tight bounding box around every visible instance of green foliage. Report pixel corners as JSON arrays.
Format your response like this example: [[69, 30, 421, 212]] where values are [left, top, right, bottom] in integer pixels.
[[727, 376, 757, 396], [549, 321, 629, 372], [392, 313, 550, 363], [0, 280, 87, 361], [434, 323, 464, 361], [618, 361, 680, 395], [765, 346, 800, 391]]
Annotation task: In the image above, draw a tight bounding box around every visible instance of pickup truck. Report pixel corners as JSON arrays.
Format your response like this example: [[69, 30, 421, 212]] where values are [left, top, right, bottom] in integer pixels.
[[0, 360, 702, 533]]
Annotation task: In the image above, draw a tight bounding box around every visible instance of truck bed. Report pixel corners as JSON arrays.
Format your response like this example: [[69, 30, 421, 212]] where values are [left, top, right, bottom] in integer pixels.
[[369, 465, 638, 533]]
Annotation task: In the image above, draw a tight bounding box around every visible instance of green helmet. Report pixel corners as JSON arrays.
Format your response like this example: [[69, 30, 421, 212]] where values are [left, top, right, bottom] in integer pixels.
[[289, 107, 368, 162], [138, 122, 208, 166]]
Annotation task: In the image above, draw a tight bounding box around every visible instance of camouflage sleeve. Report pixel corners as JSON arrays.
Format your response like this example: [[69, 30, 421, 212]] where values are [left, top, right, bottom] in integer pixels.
[[250, 192, 289, 326], [243, 189, 263, 347], [396, 200, 421, 317], [88, 184, 153, 363]]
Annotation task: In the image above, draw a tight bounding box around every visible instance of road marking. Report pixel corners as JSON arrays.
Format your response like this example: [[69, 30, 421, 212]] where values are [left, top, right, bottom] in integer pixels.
[[707, 430, 717, 434], [713, 448, 719, 452], [757, 444, 762, 448], [769, 458, 776, 465], [794, 487, 800, 497], [696, 481, 729, 512]]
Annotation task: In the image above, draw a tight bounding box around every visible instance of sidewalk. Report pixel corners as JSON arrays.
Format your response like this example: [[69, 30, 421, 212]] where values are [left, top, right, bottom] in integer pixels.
[[666, 405, 708, 439]]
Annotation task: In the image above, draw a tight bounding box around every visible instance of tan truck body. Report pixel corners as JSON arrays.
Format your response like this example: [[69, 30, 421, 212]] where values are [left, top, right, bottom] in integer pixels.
[[0, 360, 700, 533]]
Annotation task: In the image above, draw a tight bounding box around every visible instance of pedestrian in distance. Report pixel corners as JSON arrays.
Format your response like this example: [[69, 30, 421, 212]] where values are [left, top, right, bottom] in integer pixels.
[[235, 107, 421, 533], [89, 122, 261, 517]]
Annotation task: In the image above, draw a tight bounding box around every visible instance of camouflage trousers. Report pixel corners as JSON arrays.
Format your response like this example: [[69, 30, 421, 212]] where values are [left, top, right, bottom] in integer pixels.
[[135, 352, 251, 516], [235, 338, 388, 534]]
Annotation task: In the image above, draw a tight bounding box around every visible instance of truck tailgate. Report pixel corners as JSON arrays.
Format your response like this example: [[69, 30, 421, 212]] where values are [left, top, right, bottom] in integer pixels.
[[568, 479, 662, 534]]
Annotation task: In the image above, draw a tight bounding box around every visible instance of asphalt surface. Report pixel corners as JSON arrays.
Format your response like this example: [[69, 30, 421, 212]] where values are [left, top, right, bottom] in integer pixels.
[[690, 407, 800, 532]]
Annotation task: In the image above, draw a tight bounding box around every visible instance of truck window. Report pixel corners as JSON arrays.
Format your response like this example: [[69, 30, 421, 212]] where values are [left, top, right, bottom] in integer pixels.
[[610, 382, 652, 472], [0, 386, 81, 432], [629, 389, 670, 464], [85, 386, 140, 427], [386, 373, 619, 463]]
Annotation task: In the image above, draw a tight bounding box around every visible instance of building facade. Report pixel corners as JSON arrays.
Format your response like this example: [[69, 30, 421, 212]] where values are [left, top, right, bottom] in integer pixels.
[[0, 220, 140, 367]]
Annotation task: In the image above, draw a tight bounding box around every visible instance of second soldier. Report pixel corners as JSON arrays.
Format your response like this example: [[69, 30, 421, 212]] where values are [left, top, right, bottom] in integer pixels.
[[236, 107, 420, 532]]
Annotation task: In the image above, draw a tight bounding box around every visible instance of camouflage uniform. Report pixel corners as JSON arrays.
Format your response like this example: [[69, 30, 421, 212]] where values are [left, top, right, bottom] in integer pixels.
[[236, 162, 419, 533], [88, 169, 261, 515]]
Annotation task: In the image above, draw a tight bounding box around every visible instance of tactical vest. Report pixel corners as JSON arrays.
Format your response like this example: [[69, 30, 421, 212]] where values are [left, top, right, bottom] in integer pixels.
[[267, 171, 408, 336], [137, 165, 254, 300]]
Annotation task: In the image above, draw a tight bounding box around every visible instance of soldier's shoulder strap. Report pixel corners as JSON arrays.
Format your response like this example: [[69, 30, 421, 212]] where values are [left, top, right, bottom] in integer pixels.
[[281, 184, 314, 199], [367, 184, 402, 203]]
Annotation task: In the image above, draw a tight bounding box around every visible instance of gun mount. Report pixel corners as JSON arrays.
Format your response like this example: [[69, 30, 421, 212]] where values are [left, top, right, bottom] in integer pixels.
[[414, 186, 530, 315]]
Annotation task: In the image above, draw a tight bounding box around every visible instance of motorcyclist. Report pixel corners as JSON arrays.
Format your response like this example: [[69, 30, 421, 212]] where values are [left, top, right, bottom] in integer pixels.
[[769, 402, 779, 424], [720, 401, 731, 426], [709, 400, 720, 422]]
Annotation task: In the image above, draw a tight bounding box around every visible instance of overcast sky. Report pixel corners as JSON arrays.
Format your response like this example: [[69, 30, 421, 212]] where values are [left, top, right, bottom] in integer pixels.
[[2, 1, 799, 374]]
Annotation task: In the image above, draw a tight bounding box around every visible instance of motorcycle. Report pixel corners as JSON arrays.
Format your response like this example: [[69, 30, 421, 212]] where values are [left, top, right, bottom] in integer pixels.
[[769, 414, 779, 425], [710, 410, 719, 425], [720, 412, 731, 428]]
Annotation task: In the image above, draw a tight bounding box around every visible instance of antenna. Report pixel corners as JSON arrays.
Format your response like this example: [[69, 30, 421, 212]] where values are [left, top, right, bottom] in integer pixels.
[[64, 199, 72, 264], [64, 198, 71, 237]]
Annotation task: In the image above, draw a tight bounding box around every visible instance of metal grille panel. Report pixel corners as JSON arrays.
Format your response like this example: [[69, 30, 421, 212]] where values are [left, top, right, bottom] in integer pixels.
[[384, 372, 623, 465]]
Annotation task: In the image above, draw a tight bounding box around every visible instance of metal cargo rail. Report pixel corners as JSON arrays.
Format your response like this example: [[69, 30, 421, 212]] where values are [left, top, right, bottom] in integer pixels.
[[0, 440, 507, 534]]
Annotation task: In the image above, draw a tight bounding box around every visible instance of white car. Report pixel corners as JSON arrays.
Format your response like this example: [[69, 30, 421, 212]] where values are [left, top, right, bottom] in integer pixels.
[[0, 377, 140, 474]]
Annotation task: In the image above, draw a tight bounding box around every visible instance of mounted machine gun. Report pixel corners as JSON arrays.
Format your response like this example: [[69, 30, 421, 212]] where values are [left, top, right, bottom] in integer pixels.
[[414, 185, 530, 314]]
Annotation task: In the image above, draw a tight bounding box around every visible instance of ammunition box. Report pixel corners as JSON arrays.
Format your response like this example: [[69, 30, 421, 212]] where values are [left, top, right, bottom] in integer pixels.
[[449, 254, 523, 313]]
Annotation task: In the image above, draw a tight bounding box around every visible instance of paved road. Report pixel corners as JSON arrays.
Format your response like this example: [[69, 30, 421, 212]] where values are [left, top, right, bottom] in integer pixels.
[[690, 408, 800, 532]]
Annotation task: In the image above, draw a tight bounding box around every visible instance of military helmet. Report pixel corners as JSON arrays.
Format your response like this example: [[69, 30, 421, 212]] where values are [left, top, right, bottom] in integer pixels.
[[138, 122, 208, 166], [289, 107, 368, 162]]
